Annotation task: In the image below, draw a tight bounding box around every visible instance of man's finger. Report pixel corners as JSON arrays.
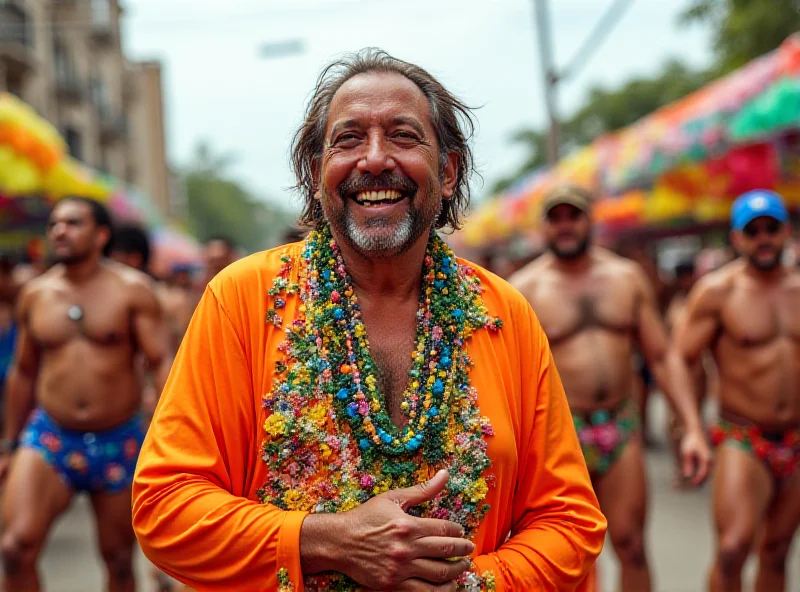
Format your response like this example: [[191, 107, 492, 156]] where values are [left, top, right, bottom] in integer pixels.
[[682, 450, 694, 480], [413, 535, 475, 559], [693, 454, 711, 486], [385, 469, 450, 511], [410, 517, 465, 539], [408, 557, 470, 584]]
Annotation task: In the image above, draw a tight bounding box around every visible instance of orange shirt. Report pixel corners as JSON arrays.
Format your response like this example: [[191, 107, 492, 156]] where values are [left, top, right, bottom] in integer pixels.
[[132, 242, 606, 591]]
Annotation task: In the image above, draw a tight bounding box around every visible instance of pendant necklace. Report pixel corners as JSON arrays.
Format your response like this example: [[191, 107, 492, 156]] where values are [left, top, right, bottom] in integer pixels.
[[67, 304, 84, 322]]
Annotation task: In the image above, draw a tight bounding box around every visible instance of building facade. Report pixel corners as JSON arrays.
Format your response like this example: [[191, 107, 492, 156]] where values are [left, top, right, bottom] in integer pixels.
[[0, 0, 176, 219]]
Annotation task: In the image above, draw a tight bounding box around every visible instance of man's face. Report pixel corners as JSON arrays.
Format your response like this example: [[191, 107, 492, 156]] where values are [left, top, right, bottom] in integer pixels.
[[204, 240, 235, 278], [47, 201, 106, 264], [733, 216, 790, 271], [172, 269, 192, 289], [543, 204, 591, 259], [317, 72, 457, 258]]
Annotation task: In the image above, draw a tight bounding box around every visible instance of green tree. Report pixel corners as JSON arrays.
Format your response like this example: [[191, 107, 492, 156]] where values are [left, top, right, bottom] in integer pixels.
[[492, 60, 711, 194], [680, 0, 800, 74], [184, 142, 294, 253]]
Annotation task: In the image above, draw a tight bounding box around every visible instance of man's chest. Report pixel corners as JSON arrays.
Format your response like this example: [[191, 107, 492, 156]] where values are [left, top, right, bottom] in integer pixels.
[[532, 276, 639, 343], [29, 289, 132, 347], [721, 284, 800, 346]]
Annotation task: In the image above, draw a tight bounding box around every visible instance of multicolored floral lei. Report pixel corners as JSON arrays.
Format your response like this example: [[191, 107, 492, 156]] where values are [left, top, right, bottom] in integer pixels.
[[259, 226, 501, 591]]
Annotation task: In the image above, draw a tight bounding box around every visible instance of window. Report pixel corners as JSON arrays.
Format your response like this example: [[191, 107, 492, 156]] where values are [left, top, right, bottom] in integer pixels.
[[64, 127, 82, 161], [90, 0, 111, 27], [90, 76, 109, 115]]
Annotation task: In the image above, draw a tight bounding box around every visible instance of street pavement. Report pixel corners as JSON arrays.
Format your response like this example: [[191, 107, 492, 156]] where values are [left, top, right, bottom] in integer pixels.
[[24, 395, 800, 591]]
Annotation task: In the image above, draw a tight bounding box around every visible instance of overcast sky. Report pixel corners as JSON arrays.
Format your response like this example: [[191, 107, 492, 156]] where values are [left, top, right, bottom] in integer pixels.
[[122, 0, 712, 212]]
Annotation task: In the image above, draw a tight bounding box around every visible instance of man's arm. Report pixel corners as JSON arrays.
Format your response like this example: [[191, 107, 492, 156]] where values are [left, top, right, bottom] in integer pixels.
[[471, 300, 607, 591], [130, 278, 173, 396], [667, 276, 724, 414], [3, 285, 39, 446], [631, 267, 705, 435]]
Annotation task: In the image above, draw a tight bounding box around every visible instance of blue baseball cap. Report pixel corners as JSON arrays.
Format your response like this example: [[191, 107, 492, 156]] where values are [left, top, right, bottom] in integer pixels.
[[730, 190, 788, 231]]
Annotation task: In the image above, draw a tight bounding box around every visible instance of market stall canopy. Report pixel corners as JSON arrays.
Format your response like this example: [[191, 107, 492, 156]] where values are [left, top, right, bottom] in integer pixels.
[[0, 93, 111, 199], [464, 34, 800, 250]]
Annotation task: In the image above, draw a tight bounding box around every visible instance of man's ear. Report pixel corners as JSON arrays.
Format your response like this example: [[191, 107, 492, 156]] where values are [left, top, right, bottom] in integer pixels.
[[441, 151, 458, 199]]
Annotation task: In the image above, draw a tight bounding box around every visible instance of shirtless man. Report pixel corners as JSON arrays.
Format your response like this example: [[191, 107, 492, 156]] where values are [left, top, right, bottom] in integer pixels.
[[671, 189, 800, 592], [511, 184, 711, 592], [0, 197, 171, 592]]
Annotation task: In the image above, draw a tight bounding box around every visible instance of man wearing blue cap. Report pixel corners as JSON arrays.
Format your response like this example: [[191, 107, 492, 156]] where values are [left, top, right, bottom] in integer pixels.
[[671, 189, 800, 592]]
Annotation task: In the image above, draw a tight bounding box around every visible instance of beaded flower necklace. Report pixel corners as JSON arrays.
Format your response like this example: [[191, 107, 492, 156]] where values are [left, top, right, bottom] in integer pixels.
[[260, 226, 501, 591]]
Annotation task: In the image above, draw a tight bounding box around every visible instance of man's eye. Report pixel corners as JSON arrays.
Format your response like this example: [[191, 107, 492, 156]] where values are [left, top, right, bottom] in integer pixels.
[[335, 133, 359, 144]]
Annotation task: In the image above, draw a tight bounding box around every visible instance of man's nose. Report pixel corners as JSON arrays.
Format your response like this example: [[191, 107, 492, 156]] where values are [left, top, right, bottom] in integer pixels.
[[357, 133, 396, 176]]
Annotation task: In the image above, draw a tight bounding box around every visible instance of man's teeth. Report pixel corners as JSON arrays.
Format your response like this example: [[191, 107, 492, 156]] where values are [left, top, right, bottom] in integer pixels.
[[356, 190, 403, 203]]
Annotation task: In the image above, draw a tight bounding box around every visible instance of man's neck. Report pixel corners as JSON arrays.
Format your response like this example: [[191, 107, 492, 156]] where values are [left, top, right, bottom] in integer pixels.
[[553, 250, 592, 274], [335, 233, 430, 301], [64, 256, 102, 284], [745, 262, 786, 284]]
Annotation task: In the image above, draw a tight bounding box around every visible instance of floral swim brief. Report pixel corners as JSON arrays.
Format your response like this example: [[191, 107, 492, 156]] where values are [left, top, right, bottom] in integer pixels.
[[20, 408, 144, 493], [572, 399, 640, 478], [709, 416, 800, 482]]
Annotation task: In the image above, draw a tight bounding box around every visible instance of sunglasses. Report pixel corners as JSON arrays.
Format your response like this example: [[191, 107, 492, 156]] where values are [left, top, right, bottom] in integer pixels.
[[545, 207, 584, 223], [742, 219, 782, 238]]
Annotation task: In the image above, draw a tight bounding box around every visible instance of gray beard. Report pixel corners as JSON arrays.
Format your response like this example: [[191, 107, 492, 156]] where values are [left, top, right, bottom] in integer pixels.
[[344, 209, 414, 255]]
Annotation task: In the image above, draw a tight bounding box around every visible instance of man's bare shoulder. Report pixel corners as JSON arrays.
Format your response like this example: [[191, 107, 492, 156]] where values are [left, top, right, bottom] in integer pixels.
[[783, 265, 800, 291], [591, 248, 650, 290], [508, 253, 555, 292], [102, 262, 161, 312], [19, 265, 62, 297], [14, 267, 63, 316], [104, 261, 156, 291], [594, 248, 640, 274], [687, 260, 742, 310]]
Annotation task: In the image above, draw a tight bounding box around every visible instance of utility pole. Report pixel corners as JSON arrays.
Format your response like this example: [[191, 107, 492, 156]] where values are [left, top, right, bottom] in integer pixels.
[[533, 0, 560, 165], [532, 0, 635, 166], [259, 39, 305, 60]]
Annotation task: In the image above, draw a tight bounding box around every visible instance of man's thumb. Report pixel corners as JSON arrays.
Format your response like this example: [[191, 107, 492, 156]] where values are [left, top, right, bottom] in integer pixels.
[[387, 469, 450, 511]]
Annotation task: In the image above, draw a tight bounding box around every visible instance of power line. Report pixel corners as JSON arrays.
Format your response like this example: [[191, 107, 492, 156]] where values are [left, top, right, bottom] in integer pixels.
[[558, 0, 635, 82], [532, 0, 635, 165]]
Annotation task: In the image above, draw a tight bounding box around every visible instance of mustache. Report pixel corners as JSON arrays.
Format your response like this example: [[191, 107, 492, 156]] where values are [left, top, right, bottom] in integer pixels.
[[338, 172, 418, 198]]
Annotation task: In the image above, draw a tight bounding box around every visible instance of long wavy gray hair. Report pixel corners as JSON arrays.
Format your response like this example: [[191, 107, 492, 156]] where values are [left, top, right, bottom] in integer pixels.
[[291, 48, 477, 231]]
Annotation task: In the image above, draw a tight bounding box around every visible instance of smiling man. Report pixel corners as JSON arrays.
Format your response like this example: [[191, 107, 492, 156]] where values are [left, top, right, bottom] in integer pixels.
[[132, 49, 606, 591], [671, 189, 800, 592]]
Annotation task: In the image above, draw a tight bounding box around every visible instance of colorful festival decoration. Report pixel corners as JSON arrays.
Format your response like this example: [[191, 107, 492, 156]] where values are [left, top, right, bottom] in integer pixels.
[[0, 93, 201, 272], [0, 93, 111, 199], [464, 34, 800, 250]]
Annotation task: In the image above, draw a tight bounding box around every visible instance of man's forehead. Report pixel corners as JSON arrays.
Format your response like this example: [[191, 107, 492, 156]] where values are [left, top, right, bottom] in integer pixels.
[[327, 73, 431, 131], [52, 201, 89, 219]]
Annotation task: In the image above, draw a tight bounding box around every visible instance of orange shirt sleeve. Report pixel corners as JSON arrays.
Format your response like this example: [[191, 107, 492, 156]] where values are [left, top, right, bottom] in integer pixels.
[[132, 285, 308, 591], [472, 298, 607, 591]]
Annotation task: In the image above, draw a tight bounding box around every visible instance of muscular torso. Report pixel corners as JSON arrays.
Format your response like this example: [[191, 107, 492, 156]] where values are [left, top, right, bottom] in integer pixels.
[[25, 266, 144, 431], [514, 251, 642, 412], [710, 266, 800, 429]]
